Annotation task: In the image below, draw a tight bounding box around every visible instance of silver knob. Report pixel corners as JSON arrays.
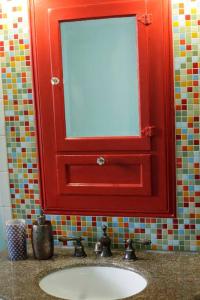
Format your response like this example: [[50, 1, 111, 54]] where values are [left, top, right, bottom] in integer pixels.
[[51, 77, 60, 85], [97, 157, 105, 166]]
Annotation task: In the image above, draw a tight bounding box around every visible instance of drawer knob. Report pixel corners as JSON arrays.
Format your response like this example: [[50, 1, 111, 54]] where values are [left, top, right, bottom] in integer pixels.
[[97, 157, 105, 166], [51, 77, 60, 85]]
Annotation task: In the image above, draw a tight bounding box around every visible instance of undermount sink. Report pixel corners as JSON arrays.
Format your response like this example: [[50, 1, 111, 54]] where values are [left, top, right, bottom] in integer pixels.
[[39, 265, 147, 300]]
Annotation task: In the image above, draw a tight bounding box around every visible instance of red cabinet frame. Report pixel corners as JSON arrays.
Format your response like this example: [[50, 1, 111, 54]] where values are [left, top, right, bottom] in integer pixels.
[[29, 0, 176, 217], [48, 2, 150, 152]]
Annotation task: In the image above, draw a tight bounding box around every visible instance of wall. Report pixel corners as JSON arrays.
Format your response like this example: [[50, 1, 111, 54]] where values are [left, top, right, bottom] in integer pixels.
[[0, 62, 12, 251], [0, 0, 200, 251]]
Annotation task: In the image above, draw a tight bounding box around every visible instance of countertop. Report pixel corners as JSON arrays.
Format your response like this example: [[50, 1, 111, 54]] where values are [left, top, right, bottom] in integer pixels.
[[0, 247, 200, 300]]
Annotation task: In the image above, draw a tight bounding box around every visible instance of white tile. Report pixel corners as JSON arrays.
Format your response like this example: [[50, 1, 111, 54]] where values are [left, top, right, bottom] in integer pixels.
[[0, 136, 8, 172], [0, 209, 6, 243], [0, 99, 5, 136], [0, 207, 12, 237], [0, 208, 15, 252], [0, 172, 11, 207], [3, 207, 12, 225]]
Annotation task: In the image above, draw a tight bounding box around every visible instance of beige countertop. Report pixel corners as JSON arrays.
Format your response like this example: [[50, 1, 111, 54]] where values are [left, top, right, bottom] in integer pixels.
[[0, 247, 199, 300]]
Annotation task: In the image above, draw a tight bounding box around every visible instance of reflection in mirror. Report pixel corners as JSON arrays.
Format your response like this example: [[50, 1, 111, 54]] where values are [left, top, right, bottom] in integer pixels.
[[60, 16, 139, 138]]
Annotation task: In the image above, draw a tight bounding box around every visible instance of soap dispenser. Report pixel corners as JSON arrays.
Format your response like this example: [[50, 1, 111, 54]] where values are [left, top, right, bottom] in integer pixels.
[[31, 211, 54, 260]]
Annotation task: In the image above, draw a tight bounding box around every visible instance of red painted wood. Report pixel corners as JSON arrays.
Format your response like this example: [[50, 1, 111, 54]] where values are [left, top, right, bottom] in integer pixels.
[[57, 154, 151, 195], [48, 1, 150, 152], [29, 0, 176, 217]]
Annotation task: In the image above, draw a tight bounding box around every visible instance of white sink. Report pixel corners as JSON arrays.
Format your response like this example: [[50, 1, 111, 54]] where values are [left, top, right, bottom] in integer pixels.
[[39, 265, 147, 300]]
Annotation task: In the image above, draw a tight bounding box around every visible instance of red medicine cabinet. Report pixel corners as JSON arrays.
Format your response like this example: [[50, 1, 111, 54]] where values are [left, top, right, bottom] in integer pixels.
[[30, 0, 176, 217]]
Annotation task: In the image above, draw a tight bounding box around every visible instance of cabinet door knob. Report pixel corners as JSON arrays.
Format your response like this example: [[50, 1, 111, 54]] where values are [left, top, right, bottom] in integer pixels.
[[97, 157, 105, 166], [51, 77, 60, 85]]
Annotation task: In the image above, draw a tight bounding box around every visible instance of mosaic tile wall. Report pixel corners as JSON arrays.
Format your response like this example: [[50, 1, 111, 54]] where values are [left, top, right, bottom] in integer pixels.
[[0, 0, 200, 251]]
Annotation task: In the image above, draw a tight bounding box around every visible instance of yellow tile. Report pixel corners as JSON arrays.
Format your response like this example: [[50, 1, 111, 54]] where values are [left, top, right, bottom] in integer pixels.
[[192, 32, 198, 38], [175, 93, 181, 99], [173, 21, 179, 27], [187, 146, 193, 151], [180, 51, 186, 57], [191, 8, 196, 14], [152, 244, 157, 250], [185, 21, 191, 26], [180, 82, 186, 87]]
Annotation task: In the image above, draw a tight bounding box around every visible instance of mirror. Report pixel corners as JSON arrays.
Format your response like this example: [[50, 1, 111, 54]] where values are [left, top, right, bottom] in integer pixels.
[[60, 16, 140, 138]]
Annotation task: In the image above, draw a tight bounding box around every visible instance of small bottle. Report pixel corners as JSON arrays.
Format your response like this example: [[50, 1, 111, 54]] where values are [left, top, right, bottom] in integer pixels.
[[31, 211, 54, 260]]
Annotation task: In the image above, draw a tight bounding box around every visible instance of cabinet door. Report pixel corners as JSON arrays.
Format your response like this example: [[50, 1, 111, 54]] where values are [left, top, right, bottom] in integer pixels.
[[47, 1, 150, 152], [30, 0, 176, 217]]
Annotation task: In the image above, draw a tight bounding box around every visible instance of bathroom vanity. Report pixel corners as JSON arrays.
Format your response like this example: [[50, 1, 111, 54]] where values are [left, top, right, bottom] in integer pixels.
[[0, 248, 199, 299]]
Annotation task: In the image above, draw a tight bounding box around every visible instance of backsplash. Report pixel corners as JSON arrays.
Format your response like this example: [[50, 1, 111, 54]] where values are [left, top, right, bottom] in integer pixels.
[[0, 0, 200, 251], [0, 44, 12, 250]]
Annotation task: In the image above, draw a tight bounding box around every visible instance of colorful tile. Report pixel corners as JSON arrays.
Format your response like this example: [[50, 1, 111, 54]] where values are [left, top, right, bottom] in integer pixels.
[[0, 0, 200, 251]]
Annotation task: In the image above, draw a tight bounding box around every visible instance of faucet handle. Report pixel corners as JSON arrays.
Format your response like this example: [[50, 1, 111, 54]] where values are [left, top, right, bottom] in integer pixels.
[[124, 239, 137, 260], [123, 238, 151, 260], [134, 239, 151, 246], [74, 237, 87, 258], [58, 236, 87, 257]]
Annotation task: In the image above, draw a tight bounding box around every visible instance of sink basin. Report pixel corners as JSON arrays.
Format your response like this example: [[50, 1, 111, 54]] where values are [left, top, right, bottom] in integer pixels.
[[39, 265, 147, 300]]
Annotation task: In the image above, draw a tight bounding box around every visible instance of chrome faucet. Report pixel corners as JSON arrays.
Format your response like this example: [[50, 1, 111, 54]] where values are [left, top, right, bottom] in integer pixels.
[[124, 238, 151, 260], [94, 225, 112, 257], [59, 236, 87, 257]]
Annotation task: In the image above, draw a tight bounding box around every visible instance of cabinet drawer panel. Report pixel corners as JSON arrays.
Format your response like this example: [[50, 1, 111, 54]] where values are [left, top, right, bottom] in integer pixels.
[[56, 154, 151, 196]]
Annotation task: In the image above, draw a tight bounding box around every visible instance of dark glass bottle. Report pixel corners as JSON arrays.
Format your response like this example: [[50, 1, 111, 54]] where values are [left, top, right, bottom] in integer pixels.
[[31, 211, 54, 260]]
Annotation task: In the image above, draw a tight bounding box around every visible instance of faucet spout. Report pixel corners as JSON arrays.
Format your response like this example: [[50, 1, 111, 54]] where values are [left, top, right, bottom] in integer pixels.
[[94, 225, 112, 257]]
